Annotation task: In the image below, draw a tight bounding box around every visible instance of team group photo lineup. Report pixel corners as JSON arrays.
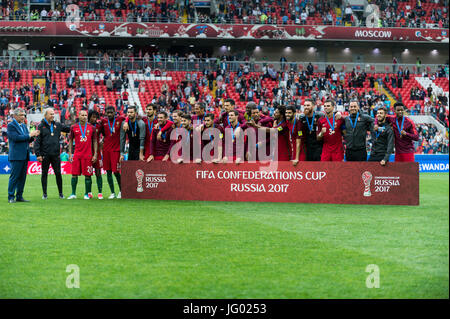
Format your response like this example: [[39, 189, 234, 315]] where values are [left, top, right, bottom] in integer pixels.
[[0, 0, 448, 303]]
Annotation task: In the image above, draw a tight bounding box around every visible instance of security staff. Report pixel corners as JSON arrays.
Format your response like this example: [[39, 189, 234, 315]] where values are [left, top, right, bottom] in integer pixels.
[[7, 108, 40, 203], [34, 108, 70, 199]]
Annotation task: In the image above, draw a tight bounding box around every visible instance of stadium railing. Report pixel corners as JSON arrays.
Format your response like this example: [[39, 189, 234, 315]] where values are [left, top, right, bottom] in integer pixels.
[[0, 55, 447, 74]]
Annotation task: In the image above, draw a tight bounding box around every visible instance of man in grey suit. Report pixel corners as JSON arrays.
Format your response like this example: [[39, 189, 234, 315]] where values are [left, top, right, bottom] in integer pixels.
[[7, 108, 40, 203]]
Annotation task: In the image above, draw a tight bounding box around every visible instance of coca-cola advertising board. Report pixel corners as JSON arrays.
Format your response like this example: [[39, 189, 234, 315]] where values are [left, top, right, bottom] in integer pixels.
[[27, 161, 72, 175]]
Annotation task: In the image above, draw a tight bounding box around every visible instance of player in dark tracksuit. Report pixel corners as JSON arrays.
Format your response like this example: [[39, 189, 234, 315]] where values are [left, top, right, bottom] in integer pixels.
[[299, 98, 323, 161], [34, 108, 70, 199], [369, 106, 394, 165], [120, 105, 146, 161], [343, 99, 374, 161]]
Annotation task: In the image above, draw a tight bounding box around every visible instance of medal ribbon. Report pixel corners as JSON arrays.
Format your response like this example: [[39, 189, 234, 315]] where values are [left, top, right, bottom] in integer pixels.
[[147, 120, 154, 137], [79, 122, 87, 141], [348, 111, 359, 130], [231, 122, 239, 142], [305, 111, 315, 133], [325, 113, 335, 132], [396, 116, 405, 134], [375, 129, 381, 139], [291, 117, 297, 137], [44, 119, 54, 135], [108, 117, 116, 134], [275, 120, 285, 128]]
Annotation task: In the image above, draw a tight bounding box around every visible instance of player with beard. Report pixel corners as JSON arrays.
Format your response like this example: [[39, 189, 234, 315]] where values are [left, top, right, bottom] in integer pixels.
[[201, 113, 224, 163], [369, 107, 394, 165], [142, 104, 173, 161], [172, 110, 184, 129], [250, 105, 291, 161], [246, 103, 273, 161], [285, 105, 304, 165], [377, 102, 419, 162], [68, 110, 98, 200], [215, 98, 246, 127], [120, 105, 146, 162], [147, 111, 174, 162], [192, 102, 207, 127], [299, 99, 323, 161], [343, 99, 374, 161], [244, 102, 256, 121], [171, 114, 197, 163], [222, 110, 246, 164], [317, 99, 346, 162], [88, 110, 103, 199], [100, 106, 125, 199], [300, 100, 343, 161]]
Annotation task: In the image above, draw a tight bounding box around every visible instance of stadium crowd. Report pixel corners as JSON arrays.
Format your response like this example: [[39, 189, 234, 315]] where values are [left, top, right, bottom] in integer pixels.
[[1, 0, 448, 28], [0, 50, 449, 158]]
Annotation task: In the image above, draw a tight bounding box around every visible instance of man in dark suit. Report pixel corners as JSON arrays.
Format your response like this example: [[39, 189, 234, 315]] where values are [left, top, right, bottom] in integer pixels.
[[7, 108, 40, 203]]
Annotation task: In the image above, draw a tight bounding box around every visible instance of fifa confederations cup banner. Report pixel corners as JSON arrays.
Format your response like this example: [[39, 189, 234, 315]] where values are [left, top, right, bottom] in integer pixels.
[[122, 162, 419, 205]]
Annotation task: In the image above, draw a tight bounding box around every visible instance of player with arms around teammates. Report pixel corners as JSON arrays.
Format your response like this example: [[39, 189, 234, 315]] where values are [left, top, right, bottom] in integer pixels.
[[100, 106, 125, 199]]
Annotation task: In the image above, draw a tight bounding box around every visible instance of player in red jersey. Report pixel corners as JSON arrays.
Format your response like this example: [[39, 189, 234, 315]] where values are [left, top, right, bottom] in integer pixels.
[[201, 113, 224, 163], [147, 111, 174, 162], [88, 110, 103, 199], [246, 103, 273, 162], [317, 99, 345, 162], [192, 102, 207, 127], [172, 110, 184, 128], [222, 110, 246, 164], [379, 102, 419, 162], [143, 103, 174, 160], [170, 110, 184, 142], [68, 110, 98, 200], [171, 114, 198, 163], [214, 98, 246, 127], [100, 106, 125, 199], [271, 106, 291, 161], [285, 105, 304, 165], [249, 105, 291, 161]]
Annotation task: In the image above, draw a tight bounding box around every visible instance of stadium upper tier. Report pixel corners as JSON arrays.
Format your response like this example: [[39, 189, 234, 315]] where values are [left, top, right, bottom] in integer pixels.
[[0, 66, 448, 116], [2, 0, 448, 29]]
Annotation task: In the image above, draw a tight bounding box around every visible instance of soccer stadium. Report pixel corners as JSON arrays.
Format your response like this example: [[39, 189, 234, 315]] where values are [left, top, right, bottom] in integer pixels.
[[0, 0, 449, 303]]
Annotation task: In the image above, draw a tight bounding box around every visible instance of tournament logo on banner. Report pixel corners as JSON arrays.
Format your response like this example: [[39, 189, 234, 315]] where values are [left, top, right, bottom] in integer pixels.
[[135, 169, 144, 192], [362, 171, 373, 197]]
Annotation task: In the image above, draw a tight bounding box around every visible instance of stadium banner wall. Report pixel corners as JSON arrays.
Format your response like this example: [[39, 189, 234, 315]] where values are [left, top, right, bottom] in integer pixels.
[[0, 155, 447, 174], [0, 21, 447, 42], [121, 161, 419, 205]]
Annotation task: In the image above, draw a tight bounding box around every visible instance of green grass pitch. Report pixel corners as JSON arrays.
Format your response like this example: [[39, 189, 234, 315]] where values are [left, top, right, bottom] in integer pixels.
[[0, 173, 448, 299]]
